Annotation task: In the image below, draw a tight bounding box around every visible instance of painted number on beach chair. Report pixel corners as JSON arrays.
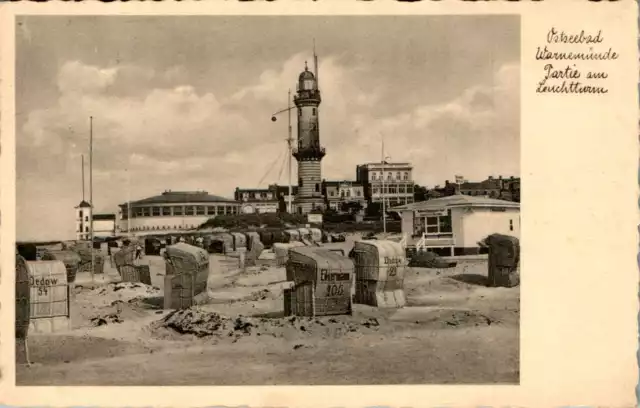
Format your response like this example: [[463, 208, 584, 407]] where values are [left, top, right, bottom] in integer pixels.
[[388, 265, 397, 277], [327, 284, 344, 297]]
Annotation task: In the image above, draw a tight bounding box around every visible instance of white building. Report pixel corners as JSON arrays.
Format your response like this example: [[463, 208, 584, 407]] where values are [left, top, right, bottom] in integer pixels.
[[356, 162, 414, 208], [118, 190, 240, 236], [392, 194, 520, 256], [75, 200, 92, 240], [92, 214, 117, 238]]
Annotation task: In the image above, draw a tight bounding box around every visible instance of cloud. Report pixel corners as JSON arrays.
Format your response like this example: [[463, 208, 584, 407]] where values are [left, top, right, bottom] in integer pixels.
[[17, 57, 518, 241]]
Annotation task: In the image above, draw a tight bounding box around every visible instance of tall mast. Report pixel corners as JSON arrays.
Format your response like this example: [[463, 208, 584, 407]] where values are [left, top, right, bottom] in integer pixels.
[[81, 155, 85, 202], [127, 168, 131, 236], [287, 89, 293, 213], [89, 116, 95, 283], [313, 39, 319, 89]]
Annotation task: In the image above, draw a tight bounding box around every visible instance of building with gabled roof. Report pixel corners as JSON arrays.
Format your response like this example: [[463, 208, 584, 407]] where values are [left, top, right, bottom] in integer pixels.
[[391, 194, 520, 256]]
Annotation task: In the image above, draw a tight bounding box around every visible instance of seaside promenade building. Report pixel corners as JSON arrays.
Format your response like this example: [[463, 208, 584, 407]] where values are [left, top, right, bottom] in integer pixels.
[[321, 180, 366, 212], [234, 185, 298, 214], [356, 162, 415, 208], [117, 190, 240, 235]]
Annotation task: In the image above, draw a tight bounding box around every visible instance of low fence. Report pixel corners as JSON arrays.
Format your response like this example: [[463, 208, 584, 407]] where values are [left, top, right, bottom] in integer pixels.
[[322, 221, 401, 234]]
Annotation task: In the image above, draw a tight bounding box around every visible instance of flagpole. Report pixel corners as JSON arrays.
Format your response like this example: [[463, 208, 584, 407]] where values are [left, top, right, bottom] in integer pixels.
[[287, 89, 293, 214], [89, 116, 94, 284], [381, 136, 386, 234]]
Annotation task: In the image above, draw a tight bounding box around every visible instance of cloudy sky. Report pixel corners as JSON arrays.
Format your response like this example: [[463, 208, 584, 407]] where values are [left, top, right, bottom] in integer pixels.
[[16, 16, 520, 241]]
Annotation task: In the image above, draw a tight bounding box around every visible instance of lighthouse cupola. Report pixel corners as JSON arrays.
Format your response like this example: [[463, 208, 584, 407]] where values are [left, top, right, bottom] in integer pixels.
[[298, 62, 317, 91]]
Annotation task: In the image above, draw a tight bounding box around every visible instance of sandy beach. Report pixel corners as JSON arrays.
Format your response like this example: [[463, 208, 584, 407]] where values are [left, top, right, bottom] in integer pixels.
[[17, 237, 519, 385]]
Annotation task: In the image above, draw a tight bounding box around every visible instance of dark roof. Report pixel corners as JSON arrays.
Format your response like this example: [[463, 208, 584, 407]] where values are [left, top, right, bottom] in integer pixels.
[[124, 191, 236, 206], [460, 179, 501, 190], [270, 185, 299, 195], [323, 180, 362, 187], [93, 213, 116, 221], [299, 69, 315, 81], [76, 200, 91, 208]]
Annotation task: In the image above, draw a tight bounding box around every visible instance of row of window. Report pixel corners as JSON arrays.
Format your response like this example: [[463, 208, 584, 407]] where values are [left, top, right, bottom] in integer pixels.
[[414, 212, 453, 236], [327, 189, 363, 198], [372, 197, 414, 206], [298, 108, 317, 116], [372, 185, 414, 195], [461, 190, 499, 197], [129, 224, 197, 232], [241, 192, 274, 200], [370, 172, 410, 181], [122, 205, 239, 219], [413, 212, 516, 236]]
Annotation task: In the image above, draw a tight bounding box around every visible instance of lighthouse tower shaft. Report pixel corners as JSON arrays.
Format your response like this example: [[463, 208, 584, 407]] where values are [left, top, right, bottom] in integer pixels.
[[293, 61, 325, 214]]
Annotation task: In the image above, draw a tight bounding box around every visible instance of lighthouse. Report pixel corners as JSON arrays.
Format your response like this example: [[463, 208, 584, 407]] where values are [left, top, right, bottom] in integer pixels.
[[293, 51, 325, 214]]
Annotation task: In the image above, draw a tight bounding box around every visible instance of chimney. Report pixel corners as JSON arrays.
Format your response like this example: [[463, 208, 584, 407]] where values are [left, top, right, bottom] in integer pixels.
[[454, 183, 461, 195]]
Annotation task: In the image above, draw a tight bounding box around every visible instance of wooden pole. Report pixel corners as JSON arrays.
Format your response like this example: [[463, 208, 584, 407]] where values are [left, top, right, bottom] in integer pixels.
[[89, 116, 94, 283], [287, 89, 293, 213]]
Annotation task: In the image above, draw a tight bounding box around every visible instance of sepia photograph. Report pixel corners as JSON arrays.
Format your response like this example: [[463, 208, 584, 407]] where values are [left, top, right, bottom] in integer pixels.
[[14, 15, 521, 386]]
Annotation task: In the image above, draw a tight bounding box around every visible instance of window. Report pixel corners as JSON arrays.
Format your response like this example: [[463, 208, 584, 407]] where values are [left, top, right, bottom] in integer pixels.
[[315, 184, 320, 192], [509, 219, 514, 231], [346, 190, 351, 198], [173, 206, 183, 216], [85, 226, 89, 232], [135, 208, 143, 217], [388, 186, 397, 194], [399, 185, 406, 194], [152, 207, 161, 216], [185, 206, 195, 216], [298, 110, 302, 117], [142, 208, 149, 217], [370, 172, 376, 181], [404, 172, 409, 180], [387, 173, 392, 181], [312, 108, 316, 115], [396, 172, 401, 180], [162, 207, 171, 216], [424, 210, 453, 235], [206, 206, 216, 215], [216, 206, 223, 215], [196, 206, 206, 215], [85, 216, 88, 222]]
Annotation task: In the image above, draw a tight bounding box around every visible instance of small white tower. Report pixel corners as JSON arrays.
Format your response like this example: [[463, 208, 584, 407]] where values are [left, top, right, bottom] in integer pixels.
[[75, 200, 92, 241]]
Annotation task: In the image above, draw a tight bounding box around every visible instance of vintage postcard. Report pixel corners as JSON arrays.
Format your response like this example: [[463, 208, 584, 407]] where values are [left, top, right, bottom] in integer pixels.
[[0, 1, 637, 407]]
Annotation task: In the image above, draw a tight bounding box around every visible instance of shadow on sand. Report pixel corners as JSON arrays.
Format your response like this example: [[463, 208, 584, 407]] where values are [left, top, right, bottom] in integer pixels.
[[449, 274, 488, 287], [251, 310, 286, 319]]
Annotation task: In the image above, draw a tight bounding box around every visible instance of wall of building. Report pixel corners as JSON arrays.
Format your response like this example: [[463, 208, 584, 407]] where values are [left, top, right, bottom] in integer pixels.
[[241, 202, 278, 214], [400, 210, 414, 237], [93, 220, 116, 237], [118, 215, 211, 233], [459, 208, 520, 247], [76, 208, 92, 240], [450, 207, 466, 246]]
